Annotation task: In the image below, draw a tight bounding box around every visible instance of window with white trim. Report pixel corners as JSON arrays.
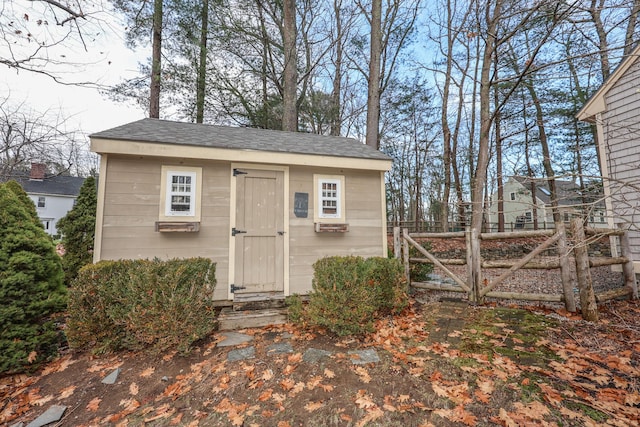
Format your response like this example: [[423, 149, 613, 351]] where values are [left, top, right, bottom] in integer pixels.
[[314, 174, 346, 222], [37, 196, 46, 208], [159, 166, 202, 221], [524, 211, 532, 222], [167, 172, 195, 216], [510, 192, 516, 201]]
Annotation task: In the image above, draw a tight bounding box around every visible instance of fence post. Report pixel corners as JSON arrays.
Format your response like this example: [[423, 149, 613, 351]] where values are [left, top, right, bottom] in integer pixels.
[[618, 224, 638, 299], [466, 226, 480, 303], [571, 218, 598, 321], [557, 221, 576, 312], [393, 227, 401, 260], [402, 228, 410, 286]]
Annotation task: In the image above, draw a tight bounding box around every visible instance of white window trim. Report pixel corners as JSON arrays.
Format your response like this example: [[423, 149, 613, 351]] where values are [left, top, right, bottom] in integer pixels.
[[37, 196, 46, 208], [159, 166, 202, 221], [313, 174, 346, 223]]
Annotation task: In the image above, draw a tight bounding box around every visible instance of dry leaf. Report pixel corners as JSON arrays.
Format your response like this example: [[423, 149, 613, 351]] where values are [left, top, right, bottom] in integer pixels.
[[356, 407, 384, 427], [58, 385, 76, 400], [86, 397, 102, 412], [258, 389, 273, 401], [140, 367, 155, 378], [304, 401, 324, 412], [262, 369, 274, 381], [27, 351, 38, 364], [129, 382, 139, 396], [324, 368, 335, 379], [354, 366, 371, 383], [288, 353, 302, 363], [277, 421, 292, 427]]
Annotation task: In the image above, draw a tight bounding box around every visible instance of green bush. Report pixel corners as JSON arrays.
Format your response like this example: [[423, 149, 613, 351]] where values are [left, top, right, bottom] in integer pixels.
[[57, 176, 96, 284], [67, 258, 217, 354], [0, 184, 67, 374], [291, 256, 407, 336]]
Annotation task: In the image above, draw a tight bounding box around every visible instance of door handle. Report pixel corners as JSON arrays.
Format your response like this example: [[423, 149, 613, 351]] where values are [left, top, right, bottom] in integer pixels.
[[277, 231, 285, 235]]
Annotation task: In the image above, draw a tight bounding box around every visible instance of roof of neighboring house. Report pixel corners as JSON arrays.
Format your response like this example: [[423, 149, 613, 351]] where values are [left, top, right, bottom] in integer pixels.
[[512, 176, 605, 208], [4, 174, 85, 197], [90, 118, 392, 162], [577, 43, 640, 121]]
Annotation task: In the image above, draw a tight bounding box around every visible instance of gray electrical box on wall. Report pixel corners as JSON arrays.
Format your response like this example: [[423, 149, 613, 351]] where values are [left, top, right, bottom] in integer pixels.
[[294, 192, 308, 218]]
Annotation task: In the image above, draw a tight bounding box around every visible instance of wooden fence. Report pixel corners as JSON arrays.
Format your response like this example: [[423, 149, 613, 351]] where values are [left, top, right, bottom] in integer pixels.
[[393, 218, 638, 320]]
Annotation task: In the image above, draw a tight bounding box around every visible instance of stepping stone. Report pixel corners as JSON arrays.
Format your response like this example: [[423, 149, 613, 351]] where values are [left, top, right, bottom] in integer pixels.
[[267, 342, 293, 355], [349, 349, 380, 365], [303, 348, 333, 364], [101, 368, 120, 384], [228, 346, 255, 362], [26, 405, 67, 427], [218, 332, 253, 347]]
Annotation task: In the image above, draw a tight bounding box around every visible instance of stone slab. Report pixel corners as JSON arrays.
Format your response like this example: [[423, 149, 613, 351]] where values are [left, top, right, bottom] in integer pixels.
[[266, 342, 293, 355], [303, 348, 333, 364], [26, 405, 67, 427], [228, 346, 255, 362], [101, 368, 120, 384], [349, 349, 380, 365], [218, 332, 254, 347]]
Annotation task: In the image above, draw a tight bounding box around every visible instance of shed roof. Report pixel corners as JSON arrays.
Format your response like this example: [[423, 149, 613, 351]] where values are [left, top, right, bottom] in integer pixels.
[[512, 176, 604, 208], [91, 118, 391, 163]]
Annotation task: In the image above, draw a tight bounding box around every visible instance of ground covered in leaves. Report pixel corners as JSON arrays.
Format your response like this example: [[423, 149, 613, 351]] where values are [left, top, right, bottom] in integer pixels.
[[2, 298, 639, 426]]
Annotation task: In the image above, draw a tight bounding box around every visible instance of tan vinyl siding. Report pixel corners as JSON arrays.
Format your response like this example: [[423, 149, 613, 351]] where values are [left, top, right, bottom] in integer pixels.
[[288, 166, 386, 294], [602, 57, 640, 259], [99, 156, 231, 300]]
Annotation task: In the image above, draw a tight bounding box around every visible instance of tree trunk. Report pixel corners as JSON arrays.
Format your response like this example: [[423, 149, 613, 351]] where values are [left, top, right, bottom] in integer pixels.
[[330, 0, 343, 136], [572, 218, 599, 321], [196, 0, 209, 124], [624, 0, 640, 55], [149, 0, 163, 119], [365, 0, 382, 149], [282, 0, 298, 132], [494, 51, 504, 232]]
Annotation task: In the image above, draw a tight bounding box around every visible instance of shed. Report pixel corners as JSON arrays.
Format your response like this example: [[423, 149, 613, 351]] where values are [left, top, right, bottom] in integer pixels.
[[90, 118, 392, 302], [577, 44, 640, 275]]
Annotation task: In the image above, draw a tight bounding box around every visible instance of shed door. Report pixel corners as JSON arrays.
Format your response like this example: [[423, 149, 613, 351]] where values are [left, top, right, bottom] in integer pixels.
[[233, 168, 284, 295]]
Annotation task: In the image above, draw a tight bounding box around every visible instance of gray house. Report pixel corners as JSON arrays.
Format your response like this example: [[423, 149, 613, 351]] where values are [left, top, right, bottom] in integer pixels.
[[90, 119, 392, 303], [577, 44, 640, 276], [2, 163, 85, 236]]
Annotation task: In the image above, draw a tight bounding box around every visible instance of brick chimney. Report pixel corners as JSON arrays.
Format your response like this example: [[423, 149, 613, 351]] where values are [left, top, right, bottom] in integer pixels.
[[30, 163, 46, 180]]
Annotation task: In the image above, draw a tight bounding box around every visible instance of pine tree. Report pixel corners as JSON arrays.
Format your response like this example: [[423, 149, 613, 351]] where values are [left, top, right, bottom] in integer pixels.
[[57, 176, 97, 284], [0, 183, 67, 374], [4, 180, 42, 226]]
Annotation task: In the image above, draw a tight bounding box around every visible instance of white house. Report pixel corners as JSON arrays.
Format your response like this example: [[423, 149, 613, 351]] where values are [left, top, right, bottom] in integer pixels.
[[5, 163, 85, 236], [488, 176, 607, 231], [577, 44, 640, 275]]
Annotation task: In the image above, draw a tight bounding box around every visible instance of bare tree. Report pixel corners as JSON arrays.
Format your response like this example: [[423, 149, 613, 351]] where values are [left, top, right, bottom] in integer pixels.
[[0, 97, 90, 178]]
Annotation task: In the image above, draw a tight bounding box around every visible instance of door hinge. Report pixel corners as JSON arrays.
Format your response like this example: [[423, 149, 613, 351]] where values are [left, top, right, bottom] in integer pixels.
[[230, 284, 246, 293], [232, 227, 247, 236], [233, 168, 248, 176]]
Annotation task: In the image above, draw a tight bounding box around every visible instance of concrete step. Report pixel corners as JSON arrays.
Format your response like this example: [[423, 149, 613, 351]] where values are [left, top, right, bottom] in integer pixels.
[[218, 307, 288, 331]]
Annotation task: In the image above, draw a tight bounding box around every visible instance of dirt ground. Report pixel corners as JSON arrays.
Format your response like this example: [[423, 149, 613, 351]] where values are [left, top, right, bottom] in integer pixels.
[[2, 297, 639, 426]]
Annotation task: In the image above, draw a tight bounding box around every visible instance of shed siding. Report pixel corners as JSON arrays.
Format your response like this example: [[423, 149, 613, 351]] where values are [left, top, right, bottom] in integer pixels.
[[288, 166, 386, 294], [99, 156, 231, 300], [603, 57, 640, 259]]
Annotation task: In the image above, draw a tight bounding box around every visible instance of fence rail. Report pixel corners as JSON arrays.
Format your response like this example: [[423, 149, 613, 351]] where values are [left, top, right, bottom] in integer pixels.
[[393, 219, 638, 321]]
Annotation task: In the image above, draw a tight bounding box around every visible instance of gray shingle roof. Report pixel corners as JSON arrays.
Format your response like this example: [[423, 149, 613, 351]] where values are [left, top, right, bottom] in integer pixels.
[[90, 118, 392, 162], [5, 174, 85, 197], [512, 176, 604, 207]]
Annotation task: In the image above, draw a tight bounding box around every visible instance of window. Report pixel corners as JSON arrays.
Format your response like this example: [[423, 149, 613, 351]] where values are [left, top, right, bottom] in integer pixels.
[[599, 212, 605, 223], [37, 196, 46, 208], [510, 192, 516, 201], [159, 166, 202, 221], [563, 212, 570, 222], [524, 211, 533, 222], [314, 174, 346, 222]]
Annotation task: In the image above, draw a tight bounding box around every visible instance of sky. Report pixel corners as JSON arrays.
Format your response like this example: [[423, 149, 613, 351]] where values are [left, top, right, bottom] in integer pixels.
[[2, 2, 146, 139]]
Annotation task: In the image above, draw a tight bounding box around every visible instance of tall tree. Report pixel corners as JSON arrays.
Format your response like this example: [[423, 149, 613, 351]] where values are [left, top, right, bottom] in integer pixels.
[[365, 0, 382, 149], [150, 0, 163, 118], [282, 0, 298, 131]]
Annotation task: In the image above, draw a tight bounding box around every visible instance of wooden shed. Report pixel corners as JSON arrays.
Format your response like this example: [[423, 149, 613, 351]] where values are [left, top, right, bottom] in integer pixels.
[[577, 45, 640, 275], [90, 118, 392, 302]]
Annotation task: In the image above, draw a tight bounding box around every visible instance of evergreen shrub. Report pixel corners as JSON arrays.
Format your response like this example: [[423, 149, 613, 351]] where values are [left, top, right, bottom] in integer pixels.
[[57, 176, 96, 284], [67, 258, 217, 354], [290, 256, 407, 336], [0, 184, 67, 374]]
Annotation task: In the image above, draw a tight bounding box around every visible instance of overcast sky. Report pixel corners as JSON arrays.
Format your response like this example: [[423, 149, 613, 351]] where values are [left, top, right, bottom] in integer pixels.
[[3, 2, 146, 138]]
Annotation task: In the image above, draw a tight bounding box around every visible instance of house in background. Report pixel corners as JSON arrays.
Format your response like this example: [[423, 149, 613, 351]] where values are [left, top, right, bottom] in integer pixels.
[[2, 163, 85, 236], [488, 176, 607, 231], [89, 118, 392, 303], [577, 43, 640, 275]]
